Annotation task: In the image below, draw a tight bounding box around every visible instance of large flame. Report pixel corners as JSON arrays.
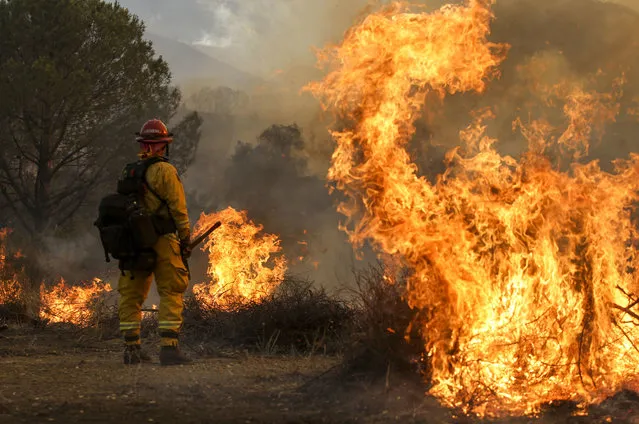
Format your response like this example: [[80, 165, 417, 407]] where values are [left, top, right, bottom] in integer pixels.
[[192, 207, 287, 307], [39, 279, 112, 326], [308, 0, 639, 416]]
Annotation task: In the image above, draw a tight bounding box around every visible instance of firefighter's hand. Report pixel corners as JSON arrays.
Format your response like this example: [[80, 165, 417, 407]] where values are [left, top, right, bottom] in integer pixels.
[[180, 240, 192, 259]]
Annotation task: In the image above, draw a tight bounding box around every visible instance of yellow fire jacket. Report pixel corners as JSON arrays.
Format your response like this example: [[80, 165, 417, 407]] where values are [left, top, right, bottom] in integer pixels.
[[142, 159, 190, 242]]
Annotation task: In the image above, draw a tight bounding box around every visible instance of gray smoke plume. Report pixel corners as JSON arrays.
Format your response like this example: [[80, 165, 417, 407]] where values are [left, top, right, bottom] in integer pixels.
[[112, 0, 377, 77], [177, 0, 639, 290], [44, 0, 639, 292], [185, 123, 362, 289]]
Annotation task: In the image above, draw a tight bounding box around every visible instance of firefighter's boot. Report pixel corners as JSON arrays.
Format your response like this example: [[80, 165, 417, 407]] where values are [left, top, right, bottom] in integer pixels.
[[159, 345, 192, 366], [123, 345, 152, 365]]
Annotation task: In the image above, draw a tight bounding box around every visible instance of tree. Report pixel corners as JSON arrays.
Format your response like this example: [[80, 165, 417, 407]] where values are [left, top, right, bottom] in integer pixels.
[[169, 109, 202, 175], [185, 86, 249, 116], [0, 0, 201, 238], [222, 124, 336, 257]]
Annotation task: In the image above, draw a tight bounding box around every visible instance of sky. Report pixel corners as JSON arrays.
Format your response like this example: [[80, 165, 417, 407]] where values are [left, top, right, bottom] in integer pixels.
[[114, 0, 262, 48], [112, 0, 639, 72], [111, 0, 378, 76], [111, 0, 639, 78]]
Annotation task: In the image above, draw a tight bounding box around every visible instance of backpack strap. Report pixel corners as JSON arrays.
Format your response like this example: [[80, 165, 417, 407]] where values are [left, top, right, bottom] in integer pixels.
[[139, 157, 178, 233], [93, 217, 111, 263], [140, 157, 169, 213]]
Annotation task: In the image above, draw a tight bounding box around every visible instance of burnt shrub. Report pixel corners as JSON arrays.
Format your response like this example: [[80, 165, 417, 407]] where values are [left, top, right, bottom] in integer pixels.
[[340, 263, 426, 382]]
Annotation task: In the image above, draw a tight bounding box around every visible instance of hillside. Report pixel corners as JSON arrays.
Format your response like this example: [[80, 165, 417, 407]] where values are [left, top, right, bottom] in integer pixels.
[[146, 32, 260, 88]]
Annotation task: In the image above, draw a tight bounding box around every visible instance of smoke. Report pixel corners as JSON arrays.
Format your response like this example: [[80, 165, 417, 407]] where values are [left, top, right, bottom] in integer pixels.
[[186, 124, 364, 288], [399, 0, 639, 178], [54, 0, 636, 292], [176, 0, 639, 288], [114, 0, 639, 82], [112, 0, 378, 77], [190, 0, 639, 169]]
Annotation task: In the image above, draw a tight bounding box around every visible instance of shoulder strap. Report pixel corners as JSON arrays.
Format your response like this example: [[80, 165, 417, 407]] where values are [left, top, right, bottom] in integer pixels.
[[140, 157, 169, 209], [140, 158, 177, 230]]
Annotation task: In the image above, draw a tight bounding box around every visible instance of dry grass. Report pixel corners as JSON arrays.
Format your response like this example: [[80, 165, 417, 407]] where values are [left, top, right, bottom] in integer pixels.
[[4, 263, 427, 382], [89, 276, 354, 357]]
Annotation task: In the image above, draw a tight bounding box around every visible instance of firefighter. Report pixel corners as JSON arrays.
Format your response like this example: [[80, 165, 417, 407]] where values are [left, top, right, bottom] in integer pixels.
[[118, 119, 192, 366]]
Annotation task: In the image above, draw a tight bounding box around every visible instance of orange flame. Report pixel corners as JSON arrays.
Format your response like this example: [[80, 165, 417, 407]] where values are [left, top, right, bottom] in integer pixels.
[[1, 229, 111, 325], [0, 278, 21, 307], [39, 279, 112, 326], [0, 228, 22, 305], [192, 207, 287, 307], [308, 0, 639, 416]]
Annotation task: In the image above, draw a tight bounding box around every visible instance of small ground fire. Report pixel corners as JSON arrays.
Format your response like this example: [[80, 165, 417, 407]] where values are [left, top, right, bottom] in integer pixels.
[[192, 206, 287, 307]]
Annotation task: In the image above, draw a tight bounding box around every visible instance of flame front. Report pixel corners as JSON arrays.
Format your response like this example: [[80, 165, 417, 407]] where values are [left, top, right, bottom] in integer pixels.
[[192, 207, 287, 307], [1, 229, 112, 324], [40, 279, 112, 326], [308, 0, 639, 415]]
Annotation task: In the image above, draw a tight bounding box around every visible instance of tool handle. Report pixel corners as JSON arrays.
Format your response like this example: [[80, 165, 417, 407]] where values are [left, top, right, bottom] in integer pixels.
[[189, 221, 222, 249]]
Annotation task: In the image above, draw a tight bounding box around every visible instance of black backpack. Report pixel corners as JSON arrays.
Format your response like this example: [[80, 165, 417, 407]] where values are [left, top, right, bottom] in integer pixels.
[[94, 157, 176, 271]]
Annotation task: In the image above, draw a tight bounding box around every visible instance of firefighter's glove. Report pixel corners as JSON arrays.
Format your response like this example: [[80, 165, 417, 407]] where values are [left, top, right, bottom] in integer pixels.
[[180, 240, 192, 259]]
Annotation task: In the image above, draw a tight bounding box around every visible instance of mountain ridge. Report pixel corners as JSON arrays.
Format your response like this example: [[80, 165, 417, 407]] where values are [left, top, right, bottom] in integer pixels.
[[145, 32, 261, 88]]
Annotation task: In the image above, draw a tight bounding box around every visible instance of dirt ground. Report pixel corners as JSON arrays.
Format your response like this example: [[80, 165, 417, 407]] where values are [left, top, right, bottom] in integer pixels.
[[1, 326, 639, 424]]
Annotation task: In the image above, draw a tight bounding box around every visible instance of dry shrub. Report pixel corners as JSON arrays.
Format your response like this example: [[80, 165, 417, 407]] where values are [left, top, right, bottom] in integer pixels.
[[39, 280, 114, 325], [183, 276, 354, 355], [31, 262, 428, 383], [93, 299, 159, 341], [140, 310, 159, 338], [94, 302, 120, 339]]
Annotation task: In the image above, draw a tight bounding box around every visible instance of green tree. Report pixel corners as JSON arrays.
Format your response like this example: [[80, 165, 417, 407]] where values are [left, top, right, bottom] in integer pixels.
[[186, 86, 249, 116], [0, 0, 201, 239], [169, 109, 202, 175]]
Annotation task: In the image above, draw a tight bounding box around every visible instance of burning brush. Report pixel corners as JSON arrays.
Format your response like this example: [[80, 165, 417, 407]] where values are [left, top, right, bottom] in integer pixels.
[[39, 279, 113, 327], [0, 231, 19, 295], [192, 207, 287, 308], [0, 229, 24, 317], [308, 0, 639, 416]]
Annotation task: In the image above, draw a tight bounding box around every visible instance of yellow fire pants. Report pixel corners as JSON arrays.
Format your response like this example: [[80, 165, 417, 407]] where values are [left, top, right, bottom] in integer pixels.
[[118, 236, 189, 346]]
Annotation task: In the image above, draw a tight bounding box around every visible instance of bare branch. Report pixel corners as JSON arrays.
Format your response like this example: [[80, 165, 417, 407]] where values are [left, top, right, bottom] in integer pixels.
[[611, 302, 639, 322]]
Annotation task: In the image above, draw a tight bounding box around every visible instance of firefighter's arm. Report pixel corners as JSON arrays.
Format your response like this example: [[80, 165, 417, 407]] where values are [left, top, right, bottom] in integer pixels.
[[157, 162, 191, 242]]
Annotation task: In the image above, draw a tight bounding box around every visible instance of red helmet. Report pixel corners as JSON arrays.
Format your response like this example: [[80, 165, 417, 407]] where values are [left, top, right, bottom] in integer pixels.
[[135, 119, 173, 144]]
